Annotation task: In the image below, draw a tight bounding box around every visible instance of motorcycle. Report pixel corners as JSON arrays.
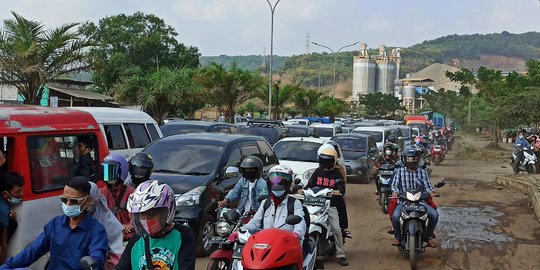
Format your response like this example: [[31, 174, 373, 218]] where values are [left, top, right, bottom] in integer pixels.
[[241, 215, 306, 270], [395, 181, 445, 270], [511, 147, 537, 174], [377, 163, 396, 214], [430, 144, 445, 166]]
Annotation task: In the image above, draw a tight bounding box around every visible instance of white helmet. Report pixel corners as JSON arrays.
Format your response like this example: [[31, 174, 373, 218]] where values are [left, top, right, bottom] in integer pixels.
[[267, 165, 294, 190]]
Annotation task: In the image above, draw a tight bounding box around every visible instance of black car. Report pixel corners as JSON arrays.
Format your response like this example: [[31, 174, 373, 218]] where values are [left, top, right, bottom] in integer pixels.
[[286, 125, 319, 138], [160, 120, 239, 137], [331, 133, 379, 184], [142, 133, 278, 256], [239, 120, 290, 145]]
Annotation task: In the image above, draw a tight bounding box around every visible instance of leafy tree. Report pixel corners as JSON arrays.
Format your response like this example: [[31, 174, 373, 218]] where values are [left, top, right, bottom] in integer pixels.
[[292, 88, 323, 117], [313, 97, 348, 122], [423, 88, 467, 124], [198, 62, 265, 123], [81, 12, 200, 94], [358, 92, 403, 118], [0, 12, 91, 105], [113, 67, 200, 125], [255, 81, 300, 119]]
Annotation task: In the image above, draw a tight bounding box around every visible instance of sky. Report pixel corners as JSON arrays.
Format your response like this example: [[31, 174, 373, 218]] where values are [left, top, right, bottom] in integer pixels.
[[2, 0, 540, 56]]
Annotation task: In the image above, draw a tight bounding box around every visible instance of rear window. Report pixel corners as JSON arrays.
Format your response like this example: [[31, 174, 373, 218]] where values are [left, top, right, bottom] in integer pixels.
[[240, 127, 278, 145], [273, 141, 320, 162], [352, 130, 383, 142], [145, 143, 223, 175], [104, 124, 127, 150], [288, 127, 310, 137], [332, 137, 368, 160], [146, 124, 160, 141], [400, 128, 410, 138], [314, 127, 334, 137], [124, 123, 151, 148], [160, 124, 208, 136]]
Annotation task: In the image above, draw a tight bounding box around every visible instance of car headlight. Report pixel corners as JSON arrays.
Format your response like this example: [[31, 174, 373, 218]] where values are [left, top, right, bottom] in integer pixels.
[[215, 221, 233, 236], [303, 168, 316, 181], [175, 186, 206, 206], [405, 191, 422, 202]]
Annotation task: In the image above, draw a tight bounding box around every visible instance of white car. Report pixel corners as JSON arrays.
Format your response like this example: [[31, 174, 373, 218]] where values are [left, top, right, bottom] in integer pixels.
[[310, 123, 343, 139], [273, 137, 345, 186]]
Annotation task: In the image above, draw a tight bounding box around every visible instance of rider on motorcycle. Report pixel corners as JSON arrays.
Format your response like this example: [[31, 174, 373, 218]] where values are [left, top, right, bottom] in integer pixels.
[[128, 152, 154, 188], [385, 135, 400, 154], [241, 165, 306, 243], [514, 129, 531, 168], [390, 146, 438, 248], [217, 156, 269, 214], [374, 144, 400, 195]]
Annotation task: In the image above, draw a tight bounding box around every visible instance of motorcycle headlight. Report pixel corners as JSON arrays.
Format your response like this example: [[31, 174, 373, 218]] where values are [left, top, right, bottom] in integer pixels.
[[215, 221, 233, 236], [303, 168, 316, 182], [175, 186, 206, 206], [406, 191, 422, 202]]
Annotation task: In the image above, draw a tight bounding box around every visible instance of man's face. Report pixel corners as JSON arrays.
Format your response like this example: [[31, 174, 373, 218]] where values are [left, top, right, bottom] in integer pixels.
[[78, 143, 90, 156], [62, 185, 91, 210]]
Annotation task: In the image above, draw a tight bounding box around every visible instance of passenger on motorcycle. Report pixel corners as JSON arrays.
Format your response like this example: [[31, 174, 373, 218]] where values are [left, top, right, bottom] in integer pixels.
[[374, 144, 400, 195], [127, 152, 154, 188], [317, 142, 347, 182], [217, 156, 269, 214], [514, 130, 531, 167], [390, 146, 438, 248], [241, 165, 306, 243], [306, 148, 349, 266], [385, 135, 400, 154]]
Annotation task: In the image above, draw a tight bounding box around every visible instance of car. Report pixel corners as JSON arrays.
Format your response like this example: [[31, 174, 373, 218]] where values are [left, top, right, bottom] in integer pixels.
[[286, 125, 319, 138], [283, 119, 310, 126], [141, 133, 278, 256], [351, 126, 400, 151], [393, 125, 413, 147], [272, 137, 344, 186], [331, 133, 379, 184], [239, 120, 291, 145], [310, 123, 343, 139], [160, 120, 240, 137]]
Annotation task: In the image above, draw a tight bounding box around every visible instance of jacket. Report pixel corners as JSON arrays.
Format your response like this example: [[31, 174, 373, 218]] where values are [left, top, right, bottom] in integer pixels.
[[225, 177, 268, 213], [515, 138, 531, 149], [242, 196, 306, 243]]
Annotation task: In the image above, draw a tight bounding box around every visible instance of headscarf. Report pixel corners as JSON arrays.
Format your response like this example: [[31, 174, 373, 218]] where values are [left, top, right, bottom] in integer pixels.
[[89, 182, 125, 257]]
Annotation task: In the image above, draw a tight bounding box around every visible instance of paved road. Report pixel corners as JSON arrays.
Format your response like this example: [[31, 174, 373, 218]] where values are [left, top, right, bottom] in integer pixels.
[[196, 151, 540, 270]]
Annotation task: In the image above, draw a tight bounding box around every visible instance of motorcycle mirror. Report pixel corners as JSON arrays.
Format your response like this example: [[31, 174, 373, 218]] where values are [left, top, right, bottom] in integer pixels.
[[257, 195, 269, 202], [80, 256, 96, 270], [285, 215, 302, 225], [224, 210, 240, 223], [294, 178, 301, 185]]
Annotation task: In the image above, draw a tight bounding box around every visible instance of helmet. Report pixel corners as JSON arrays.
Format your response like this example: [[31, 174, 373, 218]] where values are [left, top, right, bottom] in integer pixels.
[[401, 146, 421, 169], [267, 165, 293, 192], [318, 145, 337, 170], [386, 135, 396, 144], [129, 152, 154, 186], [240, 156, 263, 181], [102, 154, 129, 184], [323, 141, 341, 158], [127, 180, 176, 236], [241, 228, 303, 270]]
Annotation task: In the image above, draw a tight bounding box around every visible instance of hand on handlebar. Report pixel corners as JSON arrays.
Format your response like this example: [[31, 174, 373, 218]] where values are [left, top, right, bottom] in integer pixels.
[[217, 199, 228, 208], [391, 192, 398, 199], [332, 190, 342, 196]]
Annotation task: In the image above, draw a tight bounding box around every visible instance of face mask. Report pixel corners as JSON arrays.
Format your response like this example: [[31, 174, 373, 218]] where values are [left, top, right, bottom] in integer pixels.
[[62, 203, 82, 218], [140, 219, 163, 236], [385, 150, 393, 155], [4, 192, 22, 205], [271, 190, 286, 197], [242, 170, 257, 181], [519, 135, 524, 139]]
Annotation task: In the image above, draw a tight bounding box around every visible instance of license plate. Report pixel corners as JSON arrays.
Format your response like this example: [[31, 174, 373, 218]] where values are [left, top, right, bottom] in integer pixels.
[[404, 203, 423, 211], [304, 197, 326, 206], [232, 244, 244, 258]]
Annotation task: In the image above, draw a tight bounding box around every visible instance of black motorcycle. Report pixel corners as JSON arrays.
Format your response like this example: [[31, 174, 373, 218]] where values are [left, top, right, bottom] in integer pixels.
[[396, 181, 445, 270], [377, 163, 396, 214]]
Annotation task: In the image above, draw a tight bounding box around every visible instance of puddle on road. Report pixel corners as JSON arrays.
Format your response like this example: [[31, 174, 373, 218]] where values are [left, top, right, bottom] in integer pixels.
[[438, 203, 513, 252]]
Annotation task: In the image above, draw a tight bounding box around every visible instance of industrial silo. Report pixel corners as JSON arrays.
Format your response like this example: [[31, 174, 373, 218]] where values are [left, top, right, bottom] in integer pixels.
[[376, 59, 396, 95], [403, 85, 416, 99], [352, 57, 376, 100]]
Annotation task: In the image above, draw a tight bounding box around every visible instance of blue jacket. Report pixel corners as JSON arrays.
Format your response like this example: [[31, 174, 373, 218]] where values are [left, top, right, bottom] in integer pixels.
[[0, 214, 108, 270], [515, 138, 531, 149], [225, 177, 268, 213]]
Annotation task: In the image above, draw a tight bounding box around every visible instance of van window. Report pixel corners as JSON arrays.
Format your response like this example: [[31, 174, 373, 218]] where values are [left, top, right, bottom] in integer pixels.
[[104, 124, 127, 150], [211, 126, 232, 134], [224, 146, 242, 169], [28, 135, 98, 193], [0, 137, 14, 175], [241, 142, 259, 158], [146, 124, 160, 141], [124, 123, 151, 148], [257, 140, 276, 165]]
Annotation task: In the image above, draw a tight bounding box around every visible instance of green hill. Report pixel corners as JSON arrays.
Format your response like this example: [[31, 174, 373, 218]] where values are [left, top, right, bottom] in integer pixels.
[[200, 55, 288, 71]]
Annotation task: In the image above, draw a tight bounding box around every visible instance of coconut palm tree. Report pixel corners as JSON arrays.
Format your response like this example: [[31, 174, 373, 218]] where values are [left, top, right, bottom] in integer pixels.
[[0, 12, 91, 105]]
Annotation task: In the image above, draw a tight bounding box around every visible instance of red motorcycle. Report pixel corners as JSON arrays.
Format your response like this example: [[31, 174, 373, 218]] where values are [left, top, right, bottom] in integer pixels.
[[431, 143, 446, 165]]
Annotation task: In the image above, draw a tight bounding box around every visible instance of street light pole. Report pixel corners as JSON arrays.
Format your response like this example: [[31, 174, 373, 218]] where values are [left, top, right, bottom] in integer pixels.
[[311, 41, 359, 98], [266, 0, 281, 119]]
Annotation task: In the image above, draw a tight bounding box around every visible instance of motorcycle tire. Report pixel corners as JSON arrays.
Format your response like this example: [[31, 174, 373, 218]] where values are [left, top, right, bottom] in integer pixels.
[[380, 192, 389, 214], [528, 164, 537, 174], [206, 259, 231, 270], [197, 214, 217, 257], [434, 158, 440, 166], [408, 234, 418, 270]]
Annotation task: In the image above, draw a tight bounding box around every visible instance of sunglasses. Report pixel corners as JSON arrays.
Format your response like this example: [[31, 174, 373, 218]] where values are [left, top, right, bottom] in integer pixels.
[[60, 196, 88, 205]]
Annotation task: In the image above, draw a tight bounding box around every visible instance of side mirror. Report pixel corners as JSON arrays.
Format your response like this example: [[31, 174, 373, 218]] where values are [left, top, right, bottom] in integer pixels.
[[225, 167, 240, 179], [224, 210, 240, 223], [294, 178, 301, 185], [434, 181, 446, 188], [285, 215, 303, 225]]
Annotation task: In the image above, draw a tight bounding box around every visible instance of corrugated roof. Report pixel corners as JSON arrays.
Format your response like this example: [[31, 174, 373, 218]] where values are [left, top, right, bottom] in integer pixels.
[[48, 86, 114, 101]]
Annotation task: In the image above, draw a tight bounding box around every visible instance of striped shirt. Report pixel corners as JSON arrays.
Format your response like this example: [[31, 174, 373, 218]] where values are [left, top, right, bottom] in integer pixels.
[[391, 167, 433, 194]]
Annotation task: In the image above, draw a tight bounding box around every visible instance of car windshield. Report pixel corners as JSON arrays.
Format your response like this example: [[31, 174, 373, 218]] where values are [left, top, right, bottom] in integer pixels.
[[160, 124, 208, 136], [352, 130, 383, 142], [332, 137, 368, 160], [240, 127, 278, 144], [144, 143, 223, 175], [400, 128, 410, 138], [288, 127, 309, 137], [314, 127, 334, 137], [273, 141, 320, 162]]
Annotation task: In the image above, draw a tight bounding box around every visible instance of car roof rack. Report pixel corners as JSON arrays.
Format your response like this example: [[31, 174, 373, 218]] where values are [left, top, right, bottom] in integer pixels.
[[246, 120, 286, 127]]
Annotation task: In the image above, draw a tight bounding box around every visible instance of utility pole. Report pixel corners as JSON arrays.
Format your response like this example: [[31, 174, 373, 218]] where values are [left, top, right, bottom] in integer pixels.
[[266, 0, 281, 120]]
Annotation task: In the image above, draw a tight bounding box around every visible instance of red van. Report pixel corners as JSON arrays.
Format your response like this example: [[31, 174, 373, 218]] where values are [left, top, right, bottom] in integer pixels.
[[0, 105, 109, 268]]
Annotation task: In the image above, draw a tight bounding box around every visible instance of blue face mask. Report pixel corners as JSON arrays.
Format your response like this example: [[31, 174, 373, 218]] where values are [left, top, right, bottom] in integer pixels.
[[8, 197, 22, 205], [62, 203, 83, 218], [271, 190, 286, 197]]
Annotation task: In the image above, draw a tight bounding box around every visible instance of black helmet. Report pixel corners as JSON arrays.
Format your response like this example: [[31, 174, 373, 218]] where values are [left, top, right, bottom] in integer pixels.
[[240, 156, 263, 181], [386, 135, 396, 144], [401, 145, 421, 169], [129, 152, 154, 186]]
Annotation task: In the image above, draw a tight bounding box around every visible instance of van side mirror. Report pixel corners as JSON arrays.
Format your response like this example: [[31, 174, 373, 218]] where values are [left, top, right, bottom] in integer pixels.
[[225, 167, 240, 179], [285, 215, 302, 225]]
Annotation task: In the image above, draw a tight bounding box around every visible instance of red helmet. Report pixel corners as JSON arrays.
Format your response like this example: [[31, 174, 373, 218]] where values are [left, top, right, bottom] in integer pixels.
[[241, 228, 302, 270]]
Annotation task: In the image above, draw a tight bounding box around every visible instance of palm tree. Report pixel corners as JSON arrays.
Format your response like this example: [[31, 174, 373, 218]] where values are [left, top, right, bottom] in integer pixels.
[[254, 81, 300, 119], [198, 62, 265, 123], [293, 88, 323, 117], [313, 96, 348, 122], [0, 12, 91, 105]]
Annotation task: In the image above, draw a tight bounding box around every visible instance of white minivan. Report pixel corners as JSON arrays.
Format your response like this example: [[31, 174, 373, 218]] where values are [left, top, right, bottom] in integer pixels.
[[71, 107, 163, 159]]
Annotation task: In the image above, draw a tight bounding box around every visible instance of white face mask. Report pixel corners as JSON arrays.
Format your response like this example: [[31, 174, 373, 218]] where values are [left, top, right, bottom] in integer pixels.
[[385, 150, 393, 155], [519, 135, 524, 139]]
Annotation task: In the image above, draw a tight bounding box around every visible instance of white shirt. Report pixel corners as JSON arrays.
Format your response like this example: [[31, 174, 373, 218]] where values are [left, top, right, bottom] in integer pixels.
[[244, 181, 256, 213]]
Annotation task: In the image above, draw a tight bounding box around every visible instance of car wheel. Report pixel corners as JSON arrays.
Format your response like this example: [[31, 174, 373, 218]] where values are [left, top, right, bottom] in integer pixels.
[[196, 214, 216, 257]]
